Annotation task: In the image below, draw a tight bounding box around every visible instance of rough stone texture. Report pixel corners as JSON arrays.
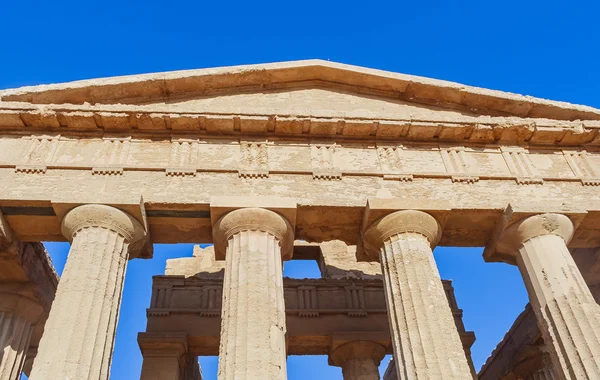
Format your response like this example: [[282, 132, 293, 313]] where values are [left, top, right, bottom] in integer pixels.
[[494, 214, 600, 380], [2, 63, 600, 250], [138, 333, 201, 380], [363, 210, 472, 380], [318, 240, 381, 280], [0, 294, 43, 380], [480, 247, 600, 380], [165, 245, 225, 278], [330, 340, 386, 380], [29, 205, 145, 380], [214, 208, 292, 380], [0, 212, 58, 379], [1, 61, 600, 379]]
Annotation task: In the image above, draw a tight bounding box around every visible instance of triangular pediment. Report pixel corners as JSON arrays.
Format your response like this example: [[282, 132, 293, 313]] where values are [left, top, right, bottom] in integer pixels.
[[140, 87, 481, 120], [1, 60, 599, 121]]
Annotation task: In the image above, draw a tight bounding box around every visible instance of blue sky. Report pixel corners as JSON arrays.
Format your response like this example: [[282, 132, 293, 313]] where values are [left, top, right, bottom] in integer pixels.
[[2, 0, 598, 379]]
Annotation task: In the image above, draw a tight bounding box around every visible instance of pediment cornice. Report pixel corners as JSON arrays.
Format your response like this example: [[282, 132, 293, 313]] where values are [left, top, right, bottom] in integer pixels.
[[1, 60, 599, 122]]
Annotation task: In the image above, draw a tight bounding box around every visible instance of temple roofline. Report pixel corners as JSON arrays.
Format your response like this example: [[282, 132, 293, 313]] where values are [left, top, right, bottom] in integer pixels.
[[1, 60, 598, 121]]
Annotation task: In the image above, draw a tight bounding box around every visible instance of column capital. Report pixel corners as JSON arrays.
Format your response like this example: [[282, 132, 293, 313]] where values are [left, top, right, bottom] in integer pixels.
[[61, 204, 147, 256], [329, 340, 386, 368], [0, 293, 43, 324], [487, 213, 575, 264], [138, 332, 190, 370], [212, 207, 295, 260], [362, 210, 442, 261]]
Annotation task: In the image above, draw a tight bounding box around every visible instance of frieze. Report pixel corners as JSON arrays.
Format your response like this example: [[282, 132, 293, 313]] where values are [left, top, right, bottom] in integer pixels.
[[2, 134, 600, 186]]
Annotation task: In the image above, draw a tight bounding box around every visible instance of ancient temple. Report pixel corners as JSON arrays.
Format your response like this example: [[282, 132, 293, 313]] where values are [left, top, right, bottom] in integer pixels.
[[0, 60, 599, 379]]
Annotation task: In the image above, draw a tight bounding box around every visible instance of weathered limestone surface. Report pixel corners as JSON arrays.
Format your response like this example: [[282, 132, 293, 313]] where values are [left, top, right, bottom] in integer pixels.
[[30, 204, 145, 380], [330, 340, 386, 380], [0, 294, 43, 380], [138, 333, 202, 380], [479, 247, 600, 380], [0, 211, 58, 379], [495, 214, 600, 380], [363, 210, 472, 380], [2, 61, 600, 380], [213, 208, 293, 380]]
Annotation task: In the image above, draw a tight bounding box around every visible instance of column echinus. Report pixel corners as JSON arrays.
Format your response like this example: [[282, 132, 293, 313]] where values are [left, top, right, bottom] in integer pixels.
[[0, 294, 43, 380], [329, 340, 386, 380], [494, 213, 600, 379], [29, 204, 146, 380], [212, 207, 293, 380], [362, 210, 472, 380]]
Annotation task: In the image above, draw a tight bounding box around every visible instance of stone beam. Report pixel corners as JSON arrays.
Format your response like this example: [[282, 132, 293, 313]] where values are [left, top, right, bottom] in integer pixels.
[[141, 276, 475, 360]]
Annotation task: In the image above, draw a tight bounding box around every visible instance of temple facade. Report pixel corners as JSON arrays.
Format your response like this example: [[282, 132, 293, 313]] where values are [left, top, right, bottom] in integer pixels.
[[0, 60, 599, 379]]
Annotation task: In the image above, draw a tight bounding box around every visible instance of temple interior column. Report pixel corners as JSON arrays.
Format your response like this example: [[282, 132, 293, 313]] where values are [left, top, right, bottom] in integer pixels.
[[0, 294, 42, 380], [329, 340, 386, 380], [497, 213, 600, 380], [139, 334, 196, 380], [213, 207, 293, 380], [529, 353, 557, 380], [363, 210, 472, 380], [29, 204, 146, 380]]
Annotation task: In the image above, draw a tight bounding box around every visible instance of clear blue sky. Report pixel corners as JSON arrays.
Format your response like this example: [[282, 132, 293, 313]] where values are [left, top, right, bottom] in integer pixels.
[[3, 0, 598, 379]]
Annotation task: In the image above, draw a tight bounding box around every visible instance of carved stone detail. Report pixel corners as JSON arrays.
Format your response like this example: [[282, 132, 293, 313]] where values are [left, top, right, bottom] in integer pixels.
[[501, 147, 543, 185], [92, 137, 130, 175], [239, 141, 269, 178], [563, 150, 600, 186], [440, 146, 479, 183], [297, 286, 319, 317], [166, 138, 198, 176], [15, 135, 60, 174], [378, 144, 413, 181], [213, 208, 294, 380], [497, 214, 600, 380], [330, 340, 386, 380], [363, 210, 473, 380], [29, 205, 146, 380], [345, 284, 367, 317], [312, 143, 341, 180]]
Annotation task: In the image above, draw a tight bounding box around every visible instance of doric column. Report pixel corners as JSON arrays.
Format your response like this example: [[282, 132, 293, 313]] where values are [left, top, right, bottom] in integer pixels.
[[362, 210, 472, 380], [30, 204, 146, 380], [329, 341, 386, 380], [139, 333, 195, 380], [183, 357, 202, 380], [530, 360, 557, 380], [496, 213, 600, 380], [213, 207, 293, 380], [0, 294, 43, 380]]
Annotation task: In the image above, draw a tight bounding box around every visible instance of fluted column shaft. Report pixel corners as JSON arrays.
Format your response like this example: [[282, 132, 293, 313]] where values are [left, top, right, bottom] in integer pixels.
[[0, 294, 42, 380], [341, 359, 379, 380], [517, 236, 600, 379], [30, 204, 145, 380], [214, 208, 293, 380], [363, 210, 472, 380], [530, 367, 557, 380], [497, 213, 600, 380]]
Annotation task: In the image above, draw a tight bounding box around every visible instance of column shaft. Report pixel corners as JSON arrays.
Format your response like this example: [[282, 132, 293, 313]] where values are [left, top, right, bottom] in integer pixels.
[[0, 312, 33, 380], [217, 230, 287, 380], [340, 358, 379, 380], [517, 234, 600, 379], [141, 356, 182, 380], [380, 232, 471, 379], [30, 227, 129, 379], [183, 357, 203, 380], [530, 367, 558, 380]]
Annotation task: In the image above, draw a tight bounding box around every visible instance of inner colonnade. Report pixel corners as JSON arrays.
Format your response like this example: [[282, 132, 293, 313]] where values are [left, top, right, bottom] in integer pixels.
[[0, 60, 599, 379]]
